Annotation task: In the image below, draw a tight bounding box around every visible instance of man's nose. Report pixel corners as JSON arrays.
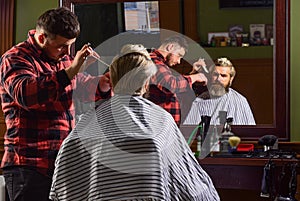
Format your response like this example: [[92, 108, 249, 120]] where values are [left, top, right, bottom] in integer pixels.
[[177, 58, 181, 64], [217, 76, 223, 82], [65, 45, 71, 55], [61, 45, 70, 55]]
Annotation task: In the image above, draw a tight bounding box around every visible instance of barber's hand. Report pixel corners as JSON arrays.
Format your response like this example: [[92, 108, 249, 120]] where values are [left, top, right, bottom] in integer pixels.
[[65, 44, 94, 80], [190, 58, 208, 74], [189, 72, 207, 86], [82, 47, 101, 70], [99, 72, 111, 93]]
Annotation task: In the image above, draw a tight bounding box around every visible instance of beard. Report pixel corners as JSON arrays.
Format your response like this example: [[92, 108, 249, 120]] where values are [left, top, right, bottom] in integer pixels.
[[166, 53, 175, 66], [209, 83, 229, 97]]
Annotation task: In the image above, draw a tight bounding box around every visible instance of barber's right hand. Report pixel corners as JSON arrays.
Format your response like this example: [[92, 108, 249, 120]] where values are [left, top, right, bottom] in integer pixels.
[[65, 44, 92, 80], [189, 72, 208, 86]]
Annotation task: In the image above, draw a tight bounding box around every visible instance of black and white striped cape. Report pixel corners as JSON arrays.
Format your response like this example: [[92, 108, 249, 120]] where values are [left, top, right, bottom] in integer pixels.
[[49, 95, 220, 201], [183, 88, 256, 125]]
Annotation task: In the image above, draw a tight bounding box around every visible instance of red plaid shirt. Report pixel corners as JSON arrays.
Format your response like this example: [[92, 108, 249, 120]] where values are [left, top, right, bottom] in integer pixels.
[[0, 30, 111, 177], [147, 50, 193, 126]]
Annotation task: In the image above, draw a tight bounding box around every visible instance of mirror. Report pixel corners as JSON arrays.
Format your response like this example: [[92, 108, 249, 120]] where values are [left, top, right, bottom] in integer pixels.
[[60, 0, 290, 141]]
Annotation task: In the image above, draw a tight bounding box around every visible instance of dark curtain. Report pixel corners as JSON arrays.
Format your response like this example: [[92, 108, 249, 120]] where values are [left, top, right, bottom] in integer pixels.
[[0, 0, 14, 55]]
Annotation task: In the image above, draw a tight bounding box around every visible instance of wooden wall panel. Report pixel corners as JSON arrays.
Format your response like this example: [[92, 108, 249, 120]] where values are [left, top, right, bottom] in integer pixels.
[[159, 0, 181, 33], [231, 58, 273, 125]]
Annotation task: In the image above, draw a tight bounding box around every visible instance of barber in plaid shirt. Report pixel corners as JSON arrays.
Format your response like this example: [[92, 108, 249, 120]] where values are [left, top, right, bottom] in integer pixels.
[[0, 7, 111, 201], [146, 36, 207, 126]]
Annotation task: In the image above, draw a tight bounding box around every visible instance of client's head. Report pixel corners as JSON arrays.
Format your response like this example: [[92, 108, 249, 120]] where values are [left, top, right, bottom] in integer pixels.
[[209, 57, 236, 97], [109, 44, 157, 95]]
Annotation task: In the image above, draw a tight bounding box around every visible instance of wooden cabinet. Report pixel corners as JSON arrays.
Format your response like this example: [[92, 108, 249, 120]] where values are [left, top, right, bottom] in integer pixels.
[[199, 157, 300, 201]]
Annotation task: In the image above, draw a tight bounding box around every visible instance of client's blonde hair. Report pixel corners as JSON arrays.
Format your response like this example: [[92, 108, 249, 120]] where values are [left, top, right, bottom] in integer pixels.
[[110, 44, 157, 95], [213, 57, 236, 78]]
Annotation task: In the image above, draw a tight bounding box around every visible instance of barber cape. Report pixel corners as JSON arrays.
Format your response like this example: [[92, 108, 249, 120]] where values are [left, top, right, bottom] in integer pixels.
[[183, 88, 256, 125], [49, 95, 220, 201]]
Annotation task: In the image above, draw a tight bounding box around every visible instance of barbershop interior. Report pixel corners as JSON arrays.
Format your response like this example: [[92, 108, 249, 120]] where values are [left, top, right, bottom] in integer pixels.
[[0, 0, 300, 200]]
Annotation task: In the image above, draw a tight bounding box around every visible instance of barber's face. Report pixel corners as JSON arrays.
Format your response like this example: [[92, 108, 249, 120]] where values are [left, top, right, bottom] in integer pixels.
[[209, 66, 233, 97], [165, 47, 185, 66], [42, 34, 76, 61]]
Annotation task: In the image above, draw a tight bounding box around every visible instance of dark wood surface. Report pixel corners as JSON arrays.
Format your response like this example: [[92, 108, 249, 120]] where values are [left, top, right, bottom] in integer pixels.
[[198, 156, 300, 201]]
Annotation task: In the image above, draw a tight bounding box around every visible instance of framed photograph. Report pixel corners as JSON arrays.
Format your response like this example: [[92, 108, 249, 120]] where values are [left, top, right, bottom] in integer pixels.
[[249, 24, 265, 39], [208, 32, 229, 43], [228, 24, 243, 38]]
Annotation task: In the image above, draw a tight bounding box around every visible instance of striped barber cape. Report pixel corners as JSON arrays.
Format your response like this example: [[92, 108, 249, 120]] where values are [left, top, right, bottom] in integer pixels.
[[183, 88, 256, 125], [49, 95, 220, 201]]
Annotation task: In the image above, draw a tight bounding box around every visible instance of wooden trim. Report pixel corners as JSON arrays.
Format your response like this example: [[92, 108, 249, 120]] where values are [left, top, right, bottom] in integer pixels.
[[0, 0, 14, 171], [159, 0, 181, 33], [183, 0, 199, 42]]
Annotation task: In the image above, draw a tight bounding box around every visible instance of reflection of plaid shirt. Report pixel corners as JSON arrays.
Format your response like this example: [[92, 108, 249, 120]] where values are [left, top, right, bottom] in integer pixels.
[[0, 30, 110, 177], [147, 50, 192, 126]]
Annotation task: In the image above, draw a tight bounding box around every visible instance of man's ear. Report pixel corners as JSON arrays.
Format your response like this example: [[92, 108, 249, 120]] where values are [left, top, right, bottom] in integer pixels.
[[165, 44, 173, 52], [37, 32, 46, 45], [229, 76, 234, 86]]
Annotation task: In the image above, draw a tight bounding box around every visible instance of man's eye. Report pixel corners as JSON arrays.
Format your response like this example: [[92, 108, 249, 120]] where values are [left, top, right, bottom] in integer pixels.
[[58, 45, 67, 51]]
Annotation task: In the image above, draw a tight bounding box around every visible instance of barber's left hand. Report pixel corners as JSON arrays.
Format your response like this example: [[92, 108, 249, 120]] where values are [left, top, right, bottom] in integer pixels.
[[191, 58, 207, 74]]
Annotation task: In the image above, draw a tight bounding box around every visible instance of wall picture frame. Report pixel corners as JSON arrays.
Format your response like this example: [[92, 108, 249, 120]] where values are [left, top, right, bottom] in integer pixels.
[[228, 24, 243, 38], [249, 24, 265, 39]]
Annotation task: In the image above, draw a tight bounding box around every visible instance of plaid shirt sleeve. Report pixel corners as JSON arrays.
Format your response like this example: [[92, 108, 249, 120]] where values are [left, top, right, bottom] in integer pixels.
[[0, 52, 70, 111], [0, 46, 110, 111], [147, 50, 193, 126], [75, 73, 111, 102], [150, 55, 192, 94]]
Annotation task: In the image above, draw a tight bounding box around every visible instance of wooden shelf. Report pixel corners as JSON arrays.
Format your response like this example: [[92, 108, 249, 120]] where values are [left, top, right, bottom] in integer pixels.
[[203, 46, 273, 59]]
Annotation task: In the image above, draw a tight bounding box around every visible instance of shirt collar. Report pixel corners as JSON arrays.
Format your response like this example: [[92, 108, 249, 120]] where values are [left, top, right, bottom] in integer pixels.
[[151, 49, 167, 63], [27, 30, 43, 57]]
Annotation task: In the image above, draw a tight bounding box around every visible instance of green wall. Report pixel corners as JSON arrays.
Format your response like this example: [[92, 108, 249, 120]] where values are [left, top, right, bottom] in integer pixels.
[[14, 0, 300, 141], [290, 0, 300, 141], [198, 0, 273, 45], [15, 0, 58, 43], [198, 0, 273, 60]]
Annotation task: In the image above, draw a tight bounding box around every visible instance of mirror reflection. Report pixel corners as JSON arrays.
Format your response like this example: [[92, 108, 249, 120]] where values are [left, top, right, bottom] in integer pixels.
[[73, 0, 274, 126], [197, 0, 274, 125], [184, 57, 256, 126], [61, 0, 289, 140]]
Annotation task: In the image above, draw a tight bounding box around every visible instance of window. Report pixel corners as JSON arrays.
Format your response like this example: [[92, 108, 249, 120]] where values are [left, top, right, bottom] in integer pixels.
[[124, 2, 137, 9], [124, 1, 159, 31]]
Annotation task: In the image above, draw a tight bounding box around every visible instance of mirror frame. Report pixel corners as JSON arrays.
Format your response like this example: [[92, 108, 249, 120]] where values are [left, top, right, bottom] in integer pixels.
[[60, 0, 290, 141]]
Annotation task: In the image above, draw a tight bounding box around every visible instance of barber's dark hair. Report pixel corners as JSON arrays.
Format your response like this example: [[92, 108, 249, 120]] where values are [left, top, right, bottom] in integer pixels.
[[36, 7, 80, 39], [161, 35, 188, 52]]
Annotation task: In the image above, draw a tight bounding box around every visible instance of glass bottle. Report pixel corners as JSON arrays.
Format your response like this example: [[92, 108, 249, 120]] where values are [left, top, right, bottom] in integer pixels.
[[219, 118, 234, 153]]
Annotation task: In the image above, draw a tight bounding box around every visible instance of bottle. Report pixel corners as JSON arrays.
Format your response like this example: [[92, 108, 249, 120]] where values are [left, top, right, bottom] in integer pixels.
[[194, 124, 203, 158], [194, 116, 211, 158], [231, 37, 237, 47], [219, 118, 234, 153], [210, 125, 220, 154], [210, 35, 216, 47], [195, 134, 202, 158]]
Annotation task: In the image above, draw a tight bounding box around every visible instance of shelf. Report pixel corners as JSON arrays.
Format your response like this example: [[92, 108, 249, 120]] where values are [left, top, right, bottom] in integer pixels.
[[203, 46, 273, 59]]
